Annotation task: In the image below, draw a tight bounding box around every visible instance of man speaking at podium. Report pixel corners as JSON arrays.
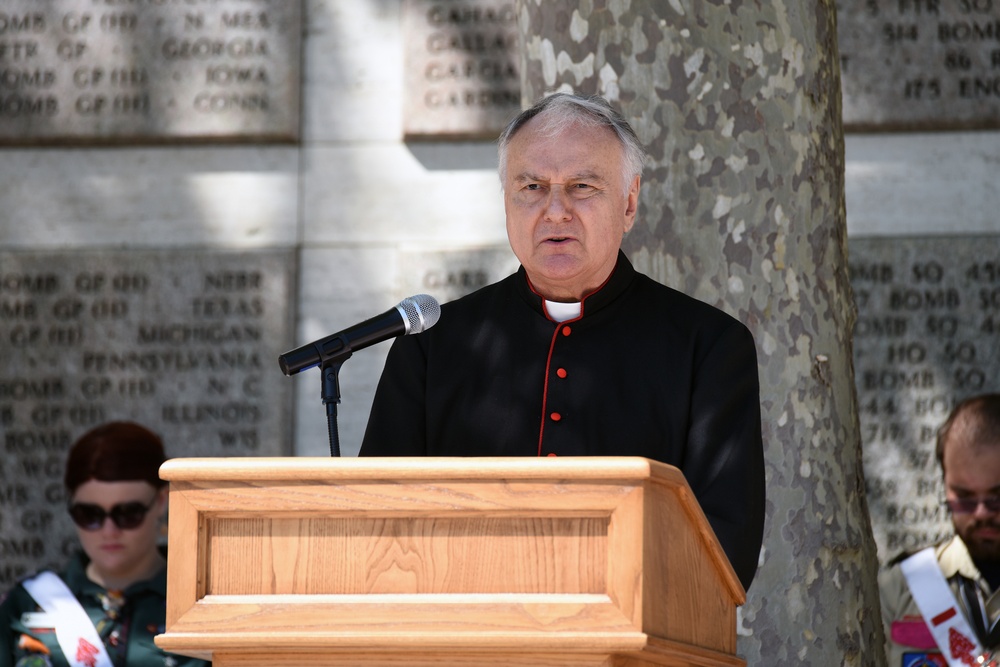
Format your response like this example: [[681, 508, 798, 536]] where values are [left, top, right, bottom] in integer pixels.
[[360, 93, 765, 591]]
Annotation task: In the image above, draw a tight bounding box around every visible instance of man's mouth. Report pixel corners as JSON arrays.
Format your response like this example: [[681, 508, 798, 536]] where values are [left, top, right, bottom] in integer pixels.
[[972, 524, 1000, 540]]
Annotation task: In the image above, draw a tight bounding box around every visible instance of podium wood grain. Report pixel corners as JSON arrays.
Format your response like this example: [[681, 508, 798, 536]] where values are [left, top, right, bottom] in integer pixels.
[[155, 457, 744, 666]]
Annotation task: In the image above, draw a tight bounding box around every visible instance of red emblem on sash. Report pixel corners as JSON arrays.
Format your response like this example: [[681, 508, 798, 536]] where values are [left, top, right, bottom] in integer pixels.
[[947, 627, 977, 666], [75, 637, 99, 667]]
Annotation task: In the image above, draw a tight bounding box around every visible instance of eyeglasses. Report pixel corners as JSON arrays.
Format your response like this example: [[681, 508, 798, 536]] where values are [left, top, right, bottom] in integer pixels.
[[68, 497, 158, 531], [945, 497, 1000, 515]]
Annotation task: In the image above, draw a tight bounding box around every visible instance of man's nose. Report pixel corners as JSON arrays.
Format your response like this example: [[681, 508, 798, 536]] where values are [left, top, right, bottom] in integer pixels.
[[973, 499, 998, 519], [543, 186, 572, 220]]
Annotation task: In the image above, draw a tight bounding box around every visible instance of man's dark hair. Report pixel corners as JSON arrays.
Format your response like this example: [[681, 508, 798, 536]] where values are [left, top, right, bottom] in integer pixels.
[[497, 92, 645, 193], [936, 393, 1000, 471]]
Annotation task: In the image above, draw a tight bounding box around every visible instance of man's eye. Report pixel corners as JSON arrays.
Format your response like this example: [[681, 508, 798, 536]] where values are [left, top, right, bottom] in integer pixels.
[[525, 184, 542, 191]]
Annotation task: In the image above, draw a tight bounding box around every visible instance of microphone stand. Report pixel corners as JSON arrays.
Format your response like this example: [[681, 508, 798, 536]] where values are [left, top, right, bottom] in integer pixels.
[[315, 334, 352, 458], [321, 359, 345, 457]]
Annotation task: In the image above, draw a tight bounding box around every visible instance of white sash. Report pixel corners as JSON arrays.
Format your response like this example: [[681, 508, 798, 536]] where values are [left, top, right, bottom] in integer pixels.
[[901, 547, 987, 666], [21, 571, 114, 667]]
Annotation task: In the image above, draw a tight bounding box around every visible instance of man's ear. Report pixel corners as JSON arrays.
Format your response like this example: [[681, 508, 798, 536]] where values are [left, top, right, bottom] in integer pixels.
[[623, 175, 641, 233]]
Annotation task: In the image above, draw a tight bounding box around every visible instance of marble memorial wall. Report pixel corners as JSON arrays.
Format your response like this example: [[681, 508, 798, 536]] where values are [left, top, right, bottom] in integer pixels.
[[849, 237, 1000, 559], [0, 0, 301, 143], [398, 0, 1000, 136], [1, 0, 999, 580], [838, 2, 1000, 561], [399, 247, 519, 305], [838, 0, 1000, 129], [402, 0, 520, 138], [0, 250, 294, 586]]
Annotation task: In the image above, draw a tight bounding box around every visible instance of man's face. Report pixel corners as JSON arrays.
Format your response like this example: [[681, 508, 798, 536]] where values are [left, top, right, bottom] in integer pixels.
[[943, 435, 1000, 561], [503, 118, 640, 302]]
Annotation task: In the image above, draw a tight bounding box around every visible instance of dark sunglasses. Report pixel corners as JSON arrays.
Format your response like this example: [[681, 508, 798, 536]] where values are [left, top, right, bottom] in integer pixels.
[[68, 497, 158, 531], [945, 497, 1000, 515]]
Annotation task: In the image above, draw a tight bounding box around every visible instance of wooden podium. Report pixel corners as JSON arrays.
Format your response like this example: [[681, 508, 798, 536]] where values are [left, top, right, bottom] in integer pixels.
[[155, 457, 745, 667]]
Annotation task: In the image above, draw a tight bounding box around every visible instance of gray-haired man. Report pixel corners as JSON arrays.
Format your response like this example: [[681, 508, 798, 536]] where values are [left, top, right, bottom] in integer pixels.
[[361, 93, 765, 591]]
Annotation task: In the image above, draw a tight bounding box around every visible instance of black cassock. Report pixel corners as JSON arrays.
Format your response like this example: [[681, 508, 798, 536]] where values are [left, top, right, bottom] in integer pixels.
[[361, 252, 765, 591]]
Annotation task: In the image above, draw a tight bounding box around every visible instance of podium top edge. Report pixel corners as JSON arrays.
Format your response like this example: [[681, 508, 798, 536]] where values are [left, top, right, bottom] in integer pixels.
[[159, 456, 685, 483]]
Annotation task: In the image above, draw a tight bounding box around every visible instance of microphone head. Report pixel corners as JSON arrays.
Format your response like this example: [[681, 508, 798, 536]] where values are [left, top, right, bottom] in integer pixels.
[[396, 294, 440, 334]]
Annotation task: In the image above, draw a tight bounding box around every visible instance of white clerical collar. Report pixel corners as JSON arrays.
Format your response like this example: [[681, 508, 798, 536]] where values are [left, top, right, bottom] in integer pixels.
[[544, 300, 582, 323]]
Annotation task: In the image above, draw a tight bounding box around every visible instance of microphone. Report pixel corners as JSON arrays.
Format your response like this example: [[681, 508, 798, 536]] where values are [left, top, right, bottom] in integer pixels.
[[278, 294, 440, 376]]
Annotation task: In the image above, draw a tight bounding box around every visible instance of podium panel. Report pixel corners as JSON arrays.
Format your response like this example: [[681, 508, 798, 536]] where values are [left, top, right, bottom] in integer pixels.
[[155, 457, 744, 667]]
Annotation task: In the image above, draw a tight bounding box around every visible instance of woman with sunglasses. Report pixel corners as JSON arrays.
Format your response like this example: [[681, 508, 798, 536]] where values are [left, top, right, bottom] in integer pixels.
[[0, 421, 209, 667]]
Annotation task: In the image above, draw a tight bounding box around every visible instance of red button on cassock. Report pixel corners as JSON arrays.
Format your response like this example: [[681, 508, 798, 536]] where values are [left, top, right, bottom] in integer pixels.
[[556, 368, 567, 378], [550, 412, 562, 422], [561, 326, 572, 336]]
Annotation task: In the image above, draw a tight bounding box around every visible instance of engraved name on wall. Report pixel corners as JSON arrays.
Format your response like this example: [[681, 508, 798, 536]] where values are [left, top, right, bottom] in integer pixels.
[[850, 237, 1000, 560], [0, 0, 301, 143], [0, 249, 294, 584], [403, 0, 520, 138], [398, 246, 519, 303], [838, 0, 1000, 130]]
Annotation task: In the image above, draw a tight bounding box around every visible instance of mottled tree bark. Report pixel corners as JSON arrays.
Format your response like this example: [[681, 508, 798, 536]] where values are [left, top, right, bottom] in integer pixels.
[[514, 1, 885, 663]]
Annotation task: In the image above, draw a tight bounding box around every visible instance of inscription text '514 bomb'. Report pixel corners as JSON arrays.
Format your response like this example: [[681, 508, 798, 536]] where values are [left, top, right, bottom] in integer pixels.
[[838, 0, 1000, 129]]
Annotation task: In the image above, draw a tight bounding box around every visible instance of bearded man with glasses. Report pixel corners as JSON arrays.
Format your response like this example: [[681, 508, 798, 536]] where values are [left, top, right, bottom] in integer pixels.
[[880, 394, 1000, 667], [0, 421, 208, 667]]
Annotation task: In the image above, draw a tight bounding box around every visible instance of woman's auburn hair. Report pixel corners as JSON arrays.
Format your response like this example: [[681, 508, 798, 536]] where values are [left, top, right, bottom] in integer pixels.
[[64, 421, 168, 492]]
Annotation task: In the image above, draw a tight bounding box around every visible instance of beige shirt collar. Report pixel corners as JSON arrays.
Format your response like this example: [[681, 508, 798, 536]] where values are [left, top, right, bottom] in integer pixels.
[[937, 535, 984, 582]]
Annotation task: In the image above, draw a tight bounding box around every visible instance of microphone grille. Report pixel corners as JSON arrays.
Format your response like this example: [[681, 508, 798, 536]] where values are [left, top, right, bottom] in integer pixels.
[[397, 294, 441, 334]]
